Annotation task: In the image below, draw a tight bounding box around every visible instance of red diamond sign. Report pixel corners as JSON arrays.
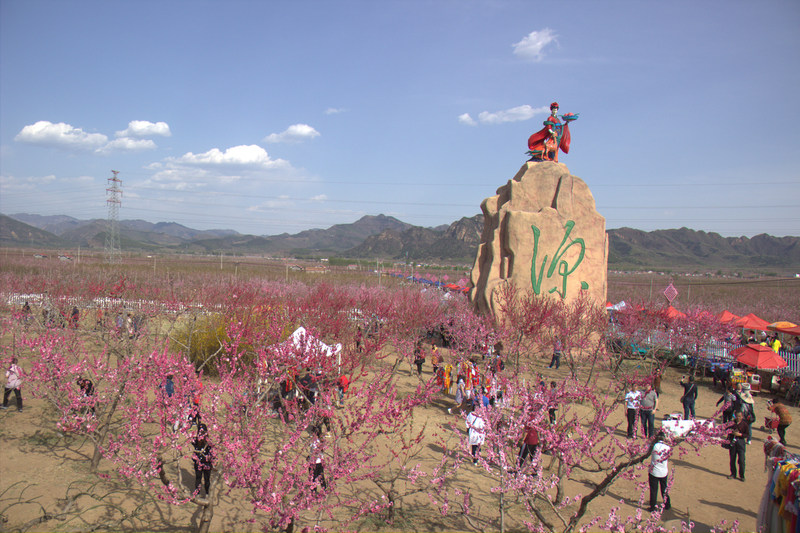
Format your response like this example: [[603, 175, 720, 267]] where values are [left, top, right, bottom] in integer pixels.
[[663, 282, 678, 303]]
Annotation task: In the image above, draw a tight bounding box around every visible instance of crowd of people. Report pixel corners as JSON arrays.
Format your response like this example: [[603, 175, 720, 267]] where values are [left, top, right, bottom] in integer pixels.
[[622, 364, 797, 510], [6, 303, 800, 524], [17, 300, 147, 339]]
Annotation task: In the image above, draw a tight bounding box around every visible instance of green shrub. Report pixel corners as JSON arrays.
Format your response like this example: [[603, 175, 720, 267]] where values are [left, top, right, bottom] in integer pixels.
[[171, 310, 295, 376], [171, 313, 232, 376]]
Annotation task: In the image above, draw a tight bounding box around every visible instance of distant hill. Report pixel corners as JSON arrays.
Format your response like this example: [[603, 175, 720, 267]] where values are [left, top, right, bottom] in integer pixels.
[[169, 214, 415, 254], [11, 214, 239, 241], [3, 212, 799, 273], [347, 215, 483, 261], [0, 215, 68, 247], [607, 227, 800, 272]]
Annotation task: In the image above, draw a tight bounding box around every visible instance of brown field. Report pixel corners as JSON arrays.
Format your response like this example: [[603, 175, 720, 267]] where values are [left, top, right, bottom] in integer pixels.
[[1, 345, 788, 533], [1, 251, 797, 532], [608, 271, 800, 324]]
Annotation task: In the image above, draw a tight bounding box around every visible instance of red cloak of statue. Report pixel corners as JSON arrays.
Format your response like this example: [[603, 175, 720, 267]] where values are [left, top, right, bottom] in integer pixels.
[[527, 119, 571, 158]]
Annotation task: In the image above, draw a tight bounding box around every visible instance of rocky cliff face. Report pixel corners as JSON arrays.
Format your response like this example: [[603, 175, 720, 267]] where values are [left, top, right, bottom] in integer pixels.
[[469, 161, 608, 317], [346, 215, 484, 260]]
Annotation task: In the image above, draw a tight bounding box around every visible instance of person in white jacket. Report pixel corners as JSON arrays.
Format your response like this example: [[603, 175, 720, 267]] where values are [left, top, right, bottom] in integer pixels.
[[648, 431, 671, 512], [3, 357, 23, 412], [466, 406, 486, 466]]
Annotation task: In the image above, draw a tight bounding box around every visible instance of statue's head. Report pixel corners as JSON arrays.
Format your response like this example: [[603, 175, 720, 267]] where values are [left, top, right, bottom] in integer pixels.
[[550, 102, 559, 113]]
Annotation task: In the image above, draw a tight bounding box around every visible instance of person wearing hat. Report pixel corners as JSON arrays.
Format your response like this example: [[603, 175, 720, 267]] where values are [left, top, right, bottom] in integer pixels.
[[739, 383, 756, 444]]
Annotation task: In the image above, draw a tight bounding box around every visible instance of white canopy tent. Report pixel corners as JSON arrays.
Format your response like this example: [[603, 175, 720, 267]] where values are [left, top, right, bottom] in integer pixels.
[[284, 326, 343, 368]]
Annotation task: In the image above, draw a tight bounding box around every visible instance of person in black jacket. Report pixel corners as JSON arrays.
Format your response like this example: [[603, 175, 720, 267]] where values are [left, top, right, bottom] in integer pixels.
[[727, 411, 748, 481], [413, 342, 425, 376], [680, 375, 698, 419], [192, 424, 213, 496], [716, 384, 736, 424]]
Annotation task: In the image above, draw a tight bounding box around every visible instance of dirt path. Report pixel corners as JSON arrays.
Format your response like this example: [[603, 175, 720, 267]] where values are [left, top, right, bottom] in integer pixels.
[[0, 356, 784, 532]]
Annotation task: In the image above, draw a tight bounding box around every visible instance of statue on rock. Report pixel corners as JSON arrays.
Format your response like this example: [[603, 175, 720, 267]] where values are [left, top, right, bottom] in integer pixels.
[[527, 102, 579, 163], [469, 159, 607, 321]]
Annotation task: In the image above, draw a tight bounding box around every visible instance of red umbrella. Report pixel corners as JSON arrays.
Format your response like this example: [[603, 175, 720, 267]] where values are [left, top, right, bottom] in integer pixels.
[[767, 321, 799, 333], [731, 344, 787, 370], [776, 325, 800, 336], [732, 313, 771, 331], [717, 310, 740, 324]]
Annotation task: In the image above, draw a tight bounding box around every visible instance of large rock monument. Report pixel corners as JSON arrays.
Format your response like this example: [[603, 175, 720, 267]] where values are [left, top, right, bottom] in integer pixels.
[[469, 160, 608, 318]]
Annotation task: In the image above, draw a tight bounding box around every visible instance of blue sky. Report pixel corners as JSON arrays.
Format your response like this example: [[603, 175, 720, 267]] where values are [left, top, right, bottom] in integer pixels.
[[1, 0, 798, 238]]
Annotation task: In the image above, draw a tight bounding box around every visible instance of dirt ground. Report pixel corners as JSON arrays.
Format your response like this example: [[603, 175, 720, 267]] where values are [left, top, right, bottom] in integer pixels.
[[0, 353, 786, 532]]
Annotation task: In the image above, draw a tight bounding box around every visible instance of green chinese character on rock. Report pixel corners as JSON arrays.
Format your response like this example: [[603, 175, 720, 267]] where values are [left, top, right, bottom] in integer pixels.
[[530, 220, 587, 298]]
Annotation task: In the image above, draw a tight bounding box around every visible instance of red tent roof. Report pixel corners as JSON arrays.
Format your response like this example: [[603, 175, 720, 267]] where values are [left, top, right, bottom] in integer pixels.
[[731, 344, 787, 370], [665, 306, 687, 319], [732, 313, 771, 331], [717, 310, 740, 324]]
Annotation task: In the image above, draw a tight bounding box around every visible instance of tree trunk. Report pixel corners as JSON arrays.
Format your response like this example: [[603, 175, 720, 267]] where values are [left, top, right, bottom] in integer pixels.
[[196, 493, 215, 533], [90, 381, 126, 470], [554, 458, 565, 505], [564, 443, 655, 533], [499, 491, 505, 533]]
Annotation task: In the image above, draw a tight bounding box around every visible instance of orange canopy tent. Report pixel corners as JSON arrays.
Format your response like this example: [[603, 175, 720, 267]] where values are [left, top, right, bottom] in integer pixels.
[[733, 313, 771, 331], [717, 310, 740, 324], [731, 344, 787, 370], [768, 321, 799, 333], [665, 306, 687, 320]]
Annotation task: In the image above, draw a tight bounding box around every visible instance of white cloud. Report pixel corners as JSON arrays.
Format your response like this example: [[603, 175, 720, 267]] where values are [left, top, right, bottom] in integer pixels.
[[459, 105, 549, 126], [143, 168, 210, 190], [174, 145, 288, 169], [263, 124, 320, 143], [0, 174, 95, 196], [0, 174, 57, 191], [478, 105, 547, 124], [249, 195, 293, 210], [512, 28, 557, 62], [324, 107, 345, 115], [310, 194, 327, 201], [458, 113, 477, 126], [15, 121, 107, 150], [144, 145, 292, 190], [115, 120, 171, 138], [97, 137, 157, 153]]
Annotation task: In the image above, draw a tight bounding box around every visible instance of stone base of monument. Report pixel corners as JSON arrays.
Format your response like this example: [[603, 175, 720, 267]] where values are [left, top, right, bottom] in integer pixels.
[[469, 161, 608, 318]]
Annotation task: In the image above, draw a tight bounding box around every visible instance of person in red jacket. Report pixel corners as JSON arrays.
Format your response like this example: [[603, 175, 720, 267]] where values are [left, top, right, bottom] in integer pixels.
[[336, 374, 349, 407], [518, 424, 539, 467]]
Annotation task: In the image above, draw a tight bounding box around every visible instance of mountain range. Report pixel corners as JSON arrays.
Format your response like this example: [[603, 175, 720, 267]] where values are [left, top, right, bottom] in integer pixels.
[[2, 213, 798, 273]]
